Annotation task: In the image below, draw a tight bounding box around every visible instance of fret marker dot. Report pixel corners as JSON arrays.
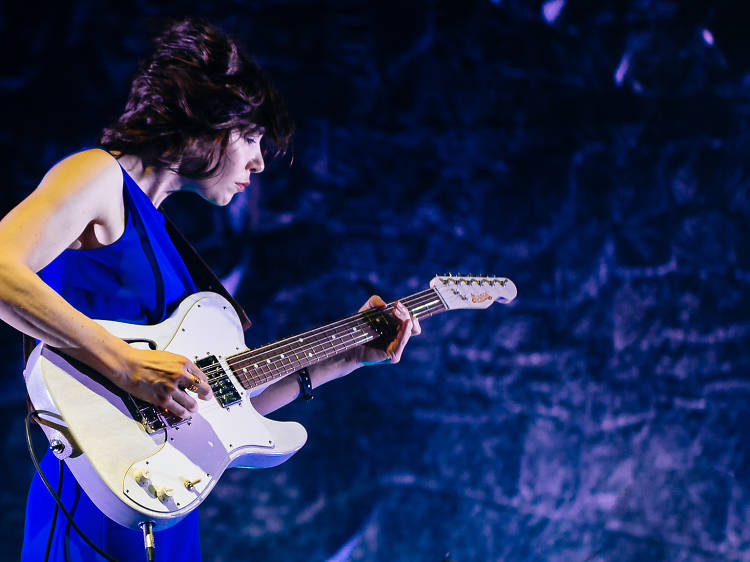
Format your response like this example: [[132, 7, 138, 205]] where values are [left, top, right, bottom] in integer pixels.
[[266, 359, 271, 364], [280, 353, 285, 358], [298, 338, 303, 343], [352, 328, 357, 332], [308, 353, 313, 357], [253, 364, 258, 369]]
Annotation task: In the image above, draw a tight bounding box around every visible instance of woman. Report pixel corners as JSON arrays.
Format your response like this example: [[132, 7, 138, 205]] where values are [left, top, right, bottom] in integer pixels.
[[1, 18, 419, 560]]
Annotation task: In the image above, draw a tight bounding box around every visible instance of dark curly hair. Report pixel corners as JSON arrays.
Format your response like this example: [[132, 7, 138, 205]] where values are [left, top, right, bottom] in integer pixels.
[[99, 18, 294, 179]]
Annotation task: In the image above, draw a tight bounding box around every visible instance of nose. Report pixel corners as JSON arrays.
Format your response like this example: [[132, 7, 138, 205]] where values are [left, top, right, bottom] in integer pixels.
[[248, 149, 264, 174]]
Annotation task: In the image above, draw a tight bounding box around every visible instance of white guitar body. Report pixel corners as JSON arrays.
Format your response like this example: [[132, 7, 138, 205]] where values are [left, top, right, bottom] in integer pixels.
[[24, 292, 308, 531]]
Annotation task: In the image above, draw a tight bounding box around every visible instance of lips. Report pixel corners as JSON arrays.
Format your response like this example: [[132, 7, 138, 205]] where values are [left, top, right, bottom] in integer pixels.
[[235, 182, 247, 192]]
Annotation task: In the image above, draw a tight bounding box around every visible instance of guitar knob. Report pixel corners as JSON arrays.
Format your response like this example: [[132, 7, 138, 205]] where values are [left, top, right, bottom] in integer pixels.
[[156, 487, 174, 501], [133, 469, 151, 484]]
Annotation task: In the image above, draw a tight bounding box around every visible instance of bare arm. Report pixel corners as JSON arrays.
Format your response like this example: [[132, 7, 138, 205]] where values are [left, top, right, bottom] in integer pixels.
[[0, 149, 212, 417]]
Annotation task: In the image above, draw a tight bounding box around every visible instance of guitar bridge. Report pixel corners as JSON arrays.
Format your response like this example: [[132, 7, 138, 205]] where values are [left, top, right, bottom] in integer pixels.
[[127, 396, 193, 433], [126, 395, 166, 434]]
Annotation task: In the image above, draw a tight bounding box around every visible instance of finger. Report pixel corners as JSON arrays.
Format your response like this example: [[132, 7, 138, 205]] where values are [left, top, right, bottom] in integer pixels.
[[387, 328, 411, 363], [394, 301, 420, 335], [162, 395, 191, 419], [393, 301, 411, 320], [359, 294, 387, 312], [389, 302, 414, 361], [184, 361, 213, 400], [172, 388, 199, 416], [387, 315, 413, 364], [393, 301, 411, 323]]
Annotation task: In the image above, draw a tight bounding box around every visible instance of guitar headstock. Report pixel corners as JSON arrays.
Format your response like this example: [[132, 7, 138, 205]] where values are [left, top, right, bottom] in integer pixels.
[[429, 274, 517, 310]]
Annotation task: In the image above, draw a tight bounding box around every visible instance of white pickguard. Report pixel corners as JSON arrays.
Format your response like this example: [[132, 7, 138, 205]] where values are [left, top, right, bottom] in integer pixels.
[[24, 292, 307, 530]]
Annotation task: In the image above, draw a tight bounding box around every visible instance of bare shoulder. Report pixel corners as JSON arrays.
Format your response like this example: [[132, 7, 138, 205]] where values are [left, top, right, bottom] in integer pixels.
[[38, 148, 123, 204], [0, 148, 126, 270]]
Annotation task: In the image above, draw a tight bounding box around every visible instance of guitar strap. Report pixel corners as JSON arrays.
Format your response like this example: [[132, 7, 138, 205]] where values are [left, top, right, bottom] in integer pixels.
[[161, 213, 252, 332], [21, 214, 251, 364]]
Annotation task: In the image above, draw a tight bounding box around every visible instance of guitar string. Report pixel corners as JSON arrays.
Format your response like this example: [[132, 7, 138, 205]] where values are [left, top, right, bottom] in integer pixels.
[[210, 289, 449, 385], [155, 280, 502, 423], [230, 288, 441, 363], [148, 299, 444, 421], [198, 288, 440, 380], [229, 303, 444, 390], [197, 292, 447, 390], [219, 294, 448, 389], [146, 294, 446, 421], [230, 288, 438, 362], [199, 301, 442, 392], [202, 277, 505, 385], [214, 289, 441, 371]]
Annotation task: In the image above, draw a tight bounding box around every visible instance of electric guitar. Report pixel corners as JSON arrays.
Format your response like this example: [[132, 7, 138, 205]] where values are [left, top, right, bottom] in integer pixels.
[[25, 275, 517, 531]]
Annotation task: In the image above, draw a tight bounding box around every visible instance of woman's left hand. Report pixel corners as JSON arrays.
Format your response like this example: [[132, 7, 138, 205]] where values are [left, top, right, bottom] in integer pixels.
[[354, 295, 422, 366]]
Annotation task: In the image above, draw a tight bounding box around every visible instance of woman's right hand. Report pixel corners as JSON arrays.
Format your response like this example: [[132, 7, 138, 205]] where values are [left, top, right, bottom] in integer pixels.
[[110, 346, 214, 419]]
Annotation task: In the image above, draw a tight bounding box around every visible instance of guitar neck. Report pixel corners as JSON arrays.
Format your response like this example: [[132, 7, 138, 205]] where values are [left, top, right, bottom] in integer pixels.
[[225, 288, 447, 391]]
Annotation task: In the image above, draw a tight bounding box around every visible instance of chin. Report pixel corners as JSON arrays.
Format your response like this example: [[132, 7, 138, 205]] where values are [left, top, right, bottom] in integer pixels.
[[205, 192, 236, 207]]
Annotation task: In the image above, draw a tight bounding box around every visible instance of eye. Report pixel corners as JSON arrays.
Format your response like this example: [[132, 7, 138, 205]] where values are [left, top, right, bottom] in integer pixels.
[[244, 132, 264, 145]]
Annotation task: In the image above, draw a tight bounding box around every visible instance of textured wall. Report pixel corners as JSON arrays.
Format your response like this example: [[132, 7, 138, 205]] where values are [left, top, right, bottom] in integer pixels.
[[1, 1, 749, 560]]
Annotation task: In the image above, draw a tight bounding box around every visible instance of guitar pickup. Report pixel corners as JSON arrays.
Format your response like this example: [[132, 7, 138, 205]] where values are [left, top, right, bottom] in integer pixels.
[[197, 355, 242, 407]]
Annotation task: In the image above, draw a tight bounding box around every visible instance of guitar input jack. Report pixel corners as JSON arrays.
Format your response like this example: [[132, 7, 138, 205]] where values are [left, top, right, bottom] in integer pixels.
[[139, 520, 156, 561]]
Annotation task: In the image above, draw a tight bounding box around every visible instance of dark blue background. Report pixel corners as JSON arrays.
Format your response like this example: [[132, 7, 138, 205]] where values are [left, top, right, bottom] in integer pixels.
[[1, 1, 748, 560]]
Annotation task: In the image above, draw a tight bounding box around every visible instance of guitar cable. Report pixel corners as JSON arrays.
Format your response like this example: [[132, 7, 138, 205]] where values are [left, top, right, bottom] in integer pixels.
[[25, 410, 119, 562], [43, 459, 63, 562]]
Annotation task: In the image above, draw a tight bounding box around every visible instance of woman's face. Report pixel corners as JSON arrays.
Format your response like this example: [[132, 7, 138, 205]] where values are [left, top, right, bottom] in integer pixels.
[[193, 129, 265, 205]]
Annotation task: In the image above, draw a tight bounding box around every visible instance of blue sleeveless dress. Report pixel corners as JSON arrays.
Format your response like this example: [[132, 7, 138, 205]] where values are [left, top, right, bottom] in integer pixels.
[[22, 152, 202, 561]]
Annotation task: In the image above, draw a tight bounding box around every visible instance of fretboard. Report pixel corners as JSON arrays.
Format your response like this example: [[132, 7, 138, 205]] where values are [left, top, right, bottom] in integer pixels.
[[223, 287, 446, 391]]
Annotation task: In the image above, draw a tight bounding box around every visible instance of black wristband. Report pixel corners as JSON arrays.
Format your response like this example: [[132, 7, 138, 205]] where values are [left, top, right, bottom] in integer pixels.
[[296, 367, 313, 401]]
